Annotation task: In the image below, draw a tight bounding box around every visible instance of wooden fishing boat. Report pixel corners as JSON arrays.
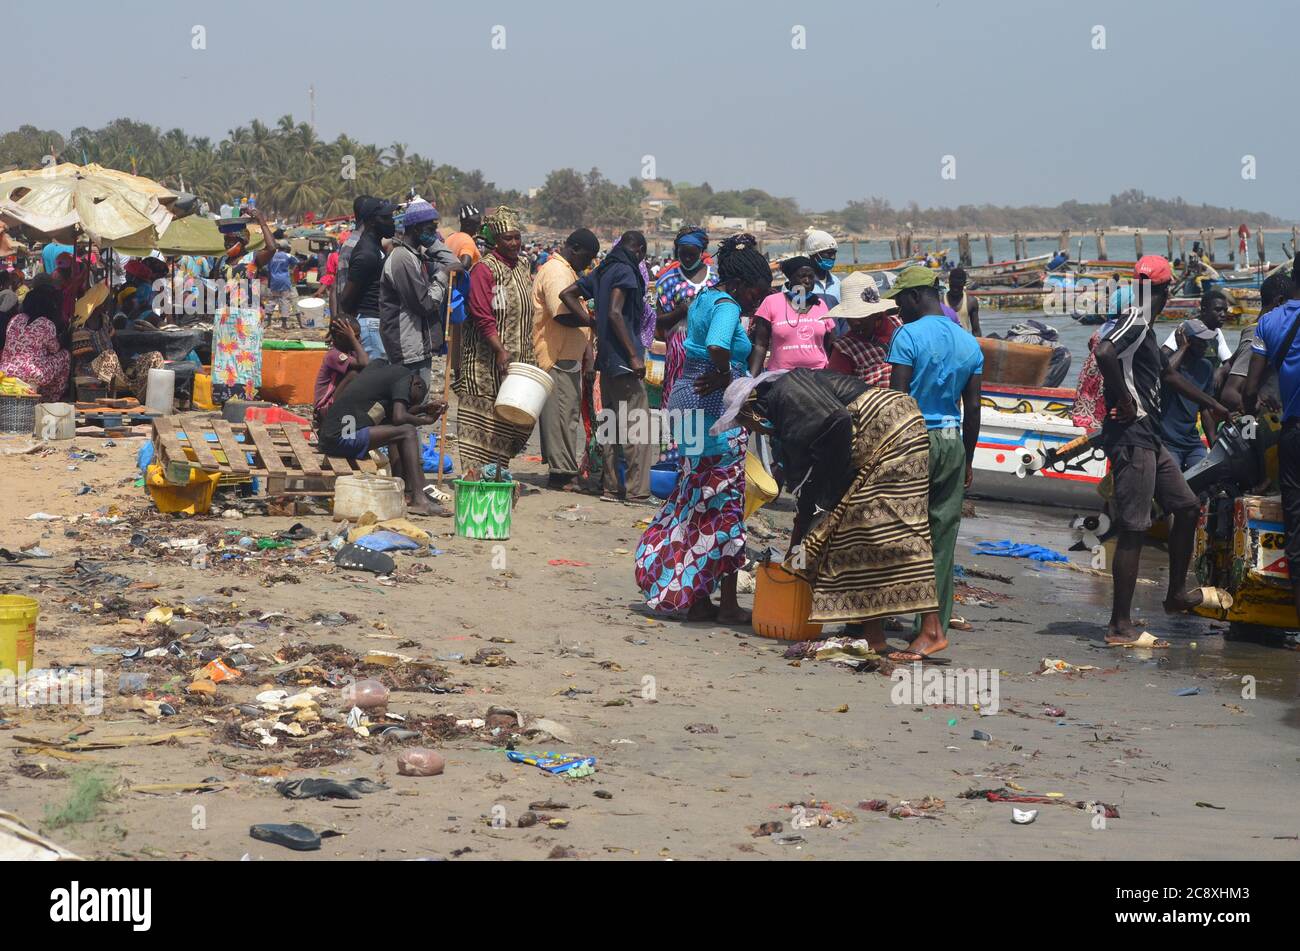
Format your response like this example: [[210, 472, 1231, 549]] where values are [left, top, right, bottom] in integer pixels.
[[832, 250, 948, 273], [964, 253, 1053, 287], [1194, 493, 1297, 629], [969, 383, 1107, 508]]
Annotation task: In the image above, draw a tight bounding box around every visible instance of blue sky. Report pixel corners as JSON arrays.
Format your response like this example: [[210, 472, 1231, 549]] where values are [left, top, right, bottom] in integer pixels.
[[7, 0, 1294, 217]]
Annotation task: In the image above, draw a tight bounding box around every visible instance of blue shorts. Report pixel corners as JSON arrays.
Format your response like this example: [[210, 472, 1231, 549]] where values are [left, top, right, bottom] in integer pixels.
[[323, 426, 372, 460]]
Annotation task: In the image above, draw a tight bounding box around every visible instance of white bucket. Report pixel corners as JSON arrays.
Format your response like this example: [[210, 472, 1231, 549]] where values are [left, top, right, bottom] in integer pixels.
[[299, 297, 326, 328], [33, 403, 75, 441], [493, 362, 553, 426], [333, 474, 407, 521], [145, 368, 176, 416]]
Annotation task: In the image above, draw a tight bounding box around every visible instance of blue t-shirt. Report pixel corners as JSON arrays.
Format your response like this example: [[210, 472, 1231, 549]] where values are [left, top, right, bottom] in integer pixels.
[[1251, 299, 1300, 421], [266, 251, 295, 292], [42, 242, 74, 274], [578, 260, 644, 377], [683, 288, 751, 369], [888, 314, 984, 429]]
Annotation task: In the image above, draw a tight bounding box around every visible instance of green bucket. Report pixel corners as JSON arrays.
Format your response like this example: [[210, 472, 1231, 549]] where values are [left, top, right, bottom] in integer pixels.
[[453, 480, 514, 539]]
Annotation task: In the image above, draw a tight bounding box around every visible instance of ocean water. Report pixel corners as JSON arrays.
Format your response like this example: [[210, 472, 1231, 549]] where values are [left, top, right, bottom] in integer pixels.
[[750, 231, 1292, 268]]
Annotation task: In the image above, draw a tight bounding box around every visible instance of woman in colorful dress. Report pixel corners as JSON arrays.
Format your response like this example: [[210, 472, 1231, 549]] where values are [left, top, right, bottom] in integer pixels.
[[748, 256, 834, 374], [454, 206, 537, 470], [653, 226, 717, 398], [0, 280, 70, 401], [635, 234, 773, 623]]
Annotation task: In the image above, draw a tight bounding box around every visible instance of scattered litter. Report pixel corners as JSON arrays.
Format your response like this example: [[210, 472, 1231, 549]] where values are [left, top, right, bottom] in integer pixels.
[[276, 778, 388, 800], [1012, 808, 1038, 824], [1039, 658, 1099, 675], [506, 750, 597, 776], [397, 749, 446, 777], [248, 823, 323, 851]]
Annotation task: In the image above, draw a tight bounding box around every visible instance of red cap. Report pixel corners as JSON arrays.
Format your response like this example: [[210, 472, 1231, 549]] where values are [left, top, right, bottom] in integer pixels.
[[1133, 255, 1172, 284]]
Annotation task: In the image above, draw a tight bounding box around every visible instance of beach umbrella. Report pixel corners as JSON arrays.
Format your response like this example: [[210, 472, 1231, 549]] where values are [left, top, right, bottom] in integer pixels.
[[0, 163, 175, 247], [112, 214, 264, 258]]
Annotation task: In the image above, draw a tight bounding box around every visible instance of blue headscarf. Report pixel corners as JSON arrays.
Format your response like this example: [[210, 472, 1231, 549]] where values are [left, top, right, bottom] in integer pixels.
[[676, 228, 708, 251]]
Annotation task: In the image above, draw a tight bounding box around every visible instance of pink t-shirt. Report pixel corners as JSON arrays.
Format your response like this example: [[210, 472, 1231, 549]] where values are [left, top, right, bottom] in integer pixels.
[[753, 292, 834, 370]]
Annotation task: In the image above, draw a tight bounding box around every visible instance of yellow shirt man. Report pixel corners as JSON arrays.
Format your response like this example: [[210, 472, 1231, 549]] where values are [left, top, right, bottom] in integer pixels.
[[531, 254, 591, 372]]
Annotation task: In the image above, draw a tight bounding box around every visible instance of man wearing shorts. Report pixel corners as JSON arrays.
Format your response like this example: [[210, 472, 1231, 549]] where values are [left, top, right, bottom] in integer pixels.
[[1094, 256, 1227, 645], [319, 362, 448, 516]]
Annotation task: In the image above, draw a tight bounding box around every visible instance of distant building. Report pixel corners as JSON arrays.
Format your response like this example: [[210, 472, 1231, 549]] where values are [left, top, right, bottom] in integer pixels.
[[703, 215, 767, 233]]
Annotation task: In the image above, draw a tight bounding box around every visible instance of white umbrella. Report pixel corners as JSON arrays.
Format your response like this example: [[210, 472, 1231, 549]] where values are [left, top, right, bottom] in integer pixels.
[[0, 163, 174, 247]]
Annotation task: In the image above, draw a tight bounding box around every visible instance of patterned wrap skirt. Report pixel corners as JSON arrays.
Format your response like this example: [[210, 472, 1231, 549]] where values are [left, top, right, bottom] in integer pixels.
[[789, 388, 940, 623]]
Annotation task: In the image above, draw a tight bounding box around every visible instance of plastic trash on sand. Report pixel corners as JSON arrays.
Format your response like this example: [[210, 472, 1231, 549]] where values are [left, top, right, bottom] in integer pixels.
[[506, 750, 596, 776]]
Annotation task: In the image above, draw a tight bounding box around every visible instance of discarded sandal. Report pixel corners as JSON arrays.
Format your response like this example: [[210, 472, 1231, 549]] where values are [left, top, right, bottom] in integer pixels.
[[1108, 631, 1170, 649], [334, 543, 396, 575], [248, 822, 321, 851]]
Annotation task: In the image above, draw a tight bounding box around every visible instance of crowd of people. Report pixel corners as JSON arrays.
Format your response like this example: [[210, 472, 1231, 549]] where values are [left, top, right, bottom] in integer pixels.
[[313, 197, 993, 660], [5, 195, 1297, 660]]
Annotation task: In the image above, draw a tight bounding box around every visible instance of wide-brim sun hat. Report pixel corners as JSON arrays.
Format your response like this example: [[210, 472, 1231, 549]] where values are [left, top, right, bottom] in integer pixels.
[[826, 271, 900, 319]]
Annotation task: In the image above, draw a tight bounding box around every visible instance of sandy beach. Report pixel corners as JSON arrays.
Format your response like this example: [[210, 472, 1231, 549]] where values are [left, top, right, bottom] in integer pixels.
[[0, 419, 1295, 862]]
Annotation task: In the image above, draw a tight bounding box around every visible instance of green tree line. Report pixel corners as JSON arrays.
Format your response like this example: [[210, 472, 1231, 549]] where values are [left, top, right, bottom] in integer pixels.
[[0, 120, 1287, 231]]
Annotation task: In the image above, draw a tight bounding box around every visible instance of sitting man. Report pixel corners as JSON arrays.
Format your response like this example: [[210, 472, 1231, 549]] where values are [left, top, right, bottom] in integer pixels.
[[319, 360, 448, 516]]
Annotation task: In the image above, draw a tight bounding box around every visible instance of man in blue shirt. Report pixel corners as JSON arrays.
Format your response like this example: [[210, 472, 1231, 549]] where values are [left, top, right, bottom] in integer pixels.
[[1243, 278, 1300, 628], [558, 230, 655, 503], [885, 265, 983, 662], [264, 240, 300, 330]]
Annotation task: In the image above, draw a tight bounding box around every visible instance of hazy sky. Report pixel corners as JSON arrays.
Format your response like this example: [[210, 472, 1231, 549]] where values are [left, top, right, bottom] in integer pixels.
[[7, 0, 1295, 217]]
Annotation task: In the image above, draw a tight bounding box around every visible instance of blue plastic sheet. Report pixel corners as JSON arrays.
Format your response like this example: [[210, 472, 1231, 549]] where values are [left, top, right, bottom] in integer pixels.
[[354, 530, 421, 553], [971, 539, 1069, 563], [421, 434, 454, 475]]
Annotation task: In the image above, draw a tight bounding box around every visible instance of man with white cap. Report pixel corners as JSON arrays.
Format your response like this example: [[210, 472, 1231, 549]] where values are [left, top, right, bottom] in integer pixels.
[[804, 229, 842, 310]]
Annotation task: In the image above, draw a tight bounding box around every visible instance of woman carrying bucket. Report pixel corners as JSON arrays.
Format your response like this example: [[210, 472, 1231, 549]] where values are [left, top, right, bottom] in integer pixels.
[[713, 368, 939, 657], [455, 206, 537, 470]]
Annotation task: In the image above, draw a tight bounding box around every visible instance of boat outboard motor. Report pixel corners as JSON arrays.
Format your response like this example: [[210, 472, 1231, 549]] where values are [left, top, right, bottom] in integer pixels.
[[1184, 422, 1260, 495]]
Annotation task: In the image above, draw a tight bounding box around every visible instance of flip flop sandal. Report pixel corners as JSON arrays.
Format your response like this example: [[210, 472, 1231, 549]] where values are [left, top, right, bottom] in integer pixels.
[[277, 522, 315, 541], [1191, 586, 1234, 612], [600, 494, 625, 504], [334, 543, 396, 575], [886, 648, 952, 665], [1108, 631, 1170, 649], [423, 484, 452, 504]]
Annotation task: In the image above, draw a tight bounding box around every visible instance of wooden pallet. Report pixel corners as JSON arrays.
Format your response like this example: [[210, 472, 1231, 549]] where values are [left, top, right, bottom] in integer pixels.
[[151, 417, 378, 495]]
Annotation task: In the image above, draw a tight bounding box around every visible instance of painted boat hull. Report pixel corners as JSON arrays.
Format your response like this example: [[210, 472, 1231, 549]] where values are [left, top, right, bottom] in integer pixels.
[[970, 385, 1105, 508], [1194, 494, 1298, 629]]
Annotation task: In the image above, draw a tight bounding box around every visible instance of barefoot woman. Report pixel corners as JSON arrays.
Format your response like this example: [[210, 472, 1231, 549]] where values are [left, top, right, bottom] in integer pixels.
[[635, 234, 772, 623]]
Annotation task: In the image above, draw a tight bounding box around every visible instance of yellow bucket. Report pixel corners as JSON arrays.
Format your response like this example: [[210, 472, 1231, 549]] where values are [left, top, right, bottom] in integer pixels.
[[743, 451, 778, 520], [0, 595, 38, 675]]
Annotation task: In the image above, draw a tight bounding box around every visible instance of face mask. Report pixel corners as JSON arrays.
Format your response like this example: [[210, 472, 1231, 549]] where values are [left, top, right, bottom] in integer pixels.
[[415, 229, 438, 248], [813, 254, 835, 272], [373, 218, 396, 239]]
